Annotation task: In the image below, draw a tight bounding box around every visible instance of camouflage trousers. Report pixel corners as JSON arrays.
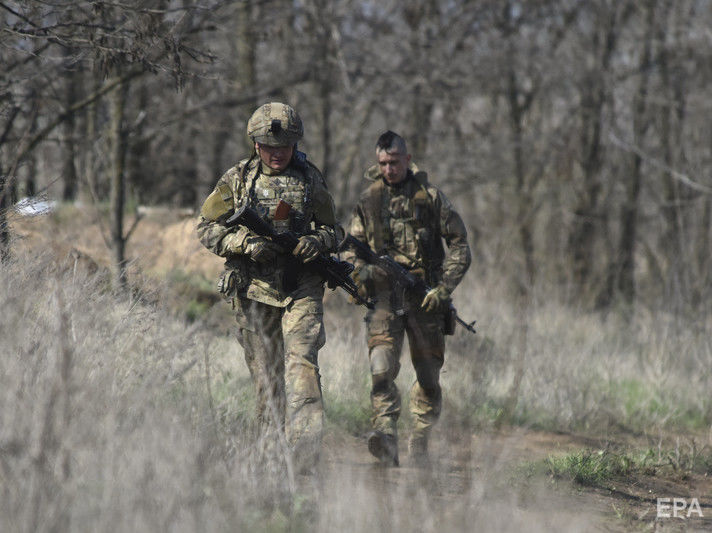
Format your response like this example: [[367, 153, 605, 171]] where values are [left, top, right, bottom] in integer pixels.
[[234, 291, 325, 468], [365, 289, 445, 440]]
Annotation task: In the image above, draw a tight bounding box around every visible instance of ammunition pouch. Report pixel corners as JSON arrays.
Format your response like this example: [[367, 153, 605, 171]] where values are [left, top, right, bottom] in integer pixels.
[[443, 305, 457, 336], [217, 270, 236, 301], [218, 258, 250, 301]]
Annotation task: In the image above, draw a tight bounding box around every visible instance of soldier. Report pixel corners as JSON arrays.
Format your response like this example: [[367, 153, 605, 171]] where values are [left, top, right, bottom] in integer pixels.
[[343, 131, 471, 466], [197, 102, 343, 472]]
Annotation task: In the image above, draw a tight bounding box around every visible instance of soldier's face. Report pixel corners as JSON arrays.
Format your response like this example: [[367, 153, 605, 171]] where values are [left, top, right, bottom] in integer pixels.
[[377, 149, 410, 185], [256, 143, 294, 171]]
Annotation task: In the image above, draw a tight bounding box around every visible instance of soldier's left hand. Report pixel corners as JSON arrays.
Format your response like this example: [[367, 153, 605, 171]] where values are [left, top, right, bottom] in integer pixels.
[[292, 235, 323, 263], [421, 285, 451, 312]]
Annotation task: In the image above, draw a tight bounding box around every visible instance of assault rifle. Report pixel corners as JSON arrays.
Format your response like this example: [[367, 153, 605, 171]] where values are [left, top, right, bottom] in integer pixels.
[[342, 234, 476, 335], [225, 204, 374, 309]]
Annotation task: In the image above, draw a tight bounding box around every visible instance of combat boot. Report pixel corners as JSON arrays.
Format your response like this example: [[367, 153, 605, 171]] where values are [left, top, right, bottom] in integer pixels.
[[366, 430, 399, 466], [408, 434, 429, 466]]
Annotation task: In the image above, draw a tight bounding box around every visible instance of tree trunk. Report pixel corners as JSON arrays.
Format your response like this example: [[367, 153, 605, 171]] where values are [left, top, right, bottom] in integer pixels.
[[234, 0, 258, 126], [502, 3, 536, 288], [24, 92, 40, 198], [0, 166, 8, 262], [600, 0, 655, 307], [203, 0, 257, 205], [567, 3, 618, 297], [109, 80, 129, 291], [61, 47, 79, 201], [497, 1, 536, 425], [404, 1, 437, 159], [696, 196, 712, 310], [659, 1, 696, 309], [311, 0, 335, 179], [0, 102, 22, 262], [319, 71, 333, 180], [81, 67, 102, 204]]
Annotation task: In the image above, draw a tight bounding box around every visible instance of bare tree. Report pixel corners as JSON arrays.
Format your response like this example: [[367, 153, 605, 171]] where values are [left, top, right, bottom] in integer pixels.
[[108, 79, 130, 291], [0, 0, 218, 283], [567, 1, 630, 300], [656, 0, 699, 309], [599, 0, 656, 307], [61, 46, 80, 202], [3, 0, 712, 311]]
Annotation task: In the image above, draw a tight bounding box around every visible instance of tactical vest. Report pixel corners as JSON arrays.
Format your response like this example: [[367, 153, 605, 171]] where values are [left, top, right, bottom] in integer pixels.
[[233, 155, 314, 234], [362, 170, 445, 285]]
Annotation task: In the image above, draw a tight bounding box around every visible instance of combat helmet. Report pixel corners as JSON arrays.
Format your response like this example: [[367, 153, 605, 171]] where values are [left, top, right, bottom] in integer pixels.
[[247, 102, 303, 147]]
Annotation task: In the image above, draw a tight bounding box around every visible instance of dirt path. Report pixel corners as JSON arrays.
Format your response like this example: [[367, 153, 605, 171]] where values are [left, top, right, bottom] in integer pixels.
[[316, 427, 712, 532]]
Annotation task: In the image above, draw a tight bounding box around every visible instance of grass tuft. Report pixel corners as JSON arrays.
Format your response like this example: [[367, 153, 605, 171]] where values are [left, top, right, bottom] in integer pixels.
[[547, 449, 635, 486]]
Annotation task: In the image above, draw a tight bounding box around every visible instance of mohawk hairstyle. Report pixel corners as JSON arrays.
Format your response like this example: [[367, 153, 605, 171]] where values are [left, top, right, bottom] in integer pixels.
[[376, 130, 407, 154]]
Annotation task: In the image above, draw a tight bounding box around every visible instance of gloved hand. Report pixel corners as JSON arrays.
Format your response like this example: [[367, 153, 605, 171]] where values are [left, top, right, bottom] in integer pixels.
[[292, 235, 323, 263], [244, 236, 282, 264], [221, 232, 245, 255], [421, 284, 451, 312]]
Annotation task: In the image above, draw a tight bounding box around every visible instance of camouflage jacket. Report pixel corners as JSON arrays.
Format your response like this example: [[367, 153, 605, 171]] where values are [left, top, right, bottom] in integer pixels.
[[197, 152, 344, 307], [344, 163, 471, 293]]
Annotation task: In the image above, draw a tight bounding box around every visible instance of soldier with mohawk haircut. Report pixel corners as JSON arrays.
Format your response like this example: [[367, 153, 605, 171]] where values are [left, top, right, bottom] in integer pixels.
[[343, 131, 472, 466]]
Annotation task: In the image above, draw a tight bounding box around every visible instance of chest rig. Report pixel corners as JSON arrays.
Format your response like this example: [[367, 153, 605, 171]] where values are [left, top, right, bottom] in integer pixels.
[[234, 155, 314, 235], [363, 171, 445, 284]]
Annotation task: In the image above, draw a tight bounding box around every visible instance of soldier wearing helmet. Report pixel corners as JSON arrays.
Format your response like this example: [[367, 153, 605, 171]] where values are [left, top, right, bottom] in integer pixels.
[[197, 103, 344, 472], [342, 131, 471, 466]]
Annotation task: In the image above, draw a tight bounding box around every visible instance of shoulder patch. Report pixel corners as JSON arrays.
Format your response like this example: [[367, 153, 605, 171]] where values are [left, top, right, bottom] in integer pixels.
[[200, 183, 234, 221]]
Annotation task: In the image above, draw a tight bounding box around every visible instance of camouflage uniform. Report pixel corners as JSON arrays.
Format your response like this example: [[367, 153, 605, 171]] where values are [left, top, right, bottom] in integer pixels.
[[344, 163, 471, 451], [197, 104, 343, 469]]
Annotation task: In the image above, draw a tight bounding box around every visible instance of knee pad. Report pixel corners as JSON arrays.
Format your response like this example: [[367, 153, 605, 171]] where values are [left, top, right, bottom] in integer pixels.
[[370, 345, 398, 395], [370, 345, 392, 376]]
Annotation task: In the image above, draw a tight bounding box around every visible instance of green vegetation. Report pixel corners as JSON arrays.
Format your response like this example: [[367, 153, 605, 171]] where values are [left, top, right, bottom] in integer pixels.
[[541, 444, 712, 489], [165, 268, 218, 322], [166, 268, 214, 293], [547, 449, 637, 486], [324, 393, 372, 434], [606, 378, 712, 432], [185, 297, 211, 322]]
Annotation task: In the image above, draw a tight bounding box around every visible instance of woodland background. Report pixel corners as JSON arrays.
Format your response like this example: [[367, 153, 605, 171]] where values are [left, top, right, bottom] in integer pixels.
[[3, 2, 712, 531], [3, 0, 712, 312]]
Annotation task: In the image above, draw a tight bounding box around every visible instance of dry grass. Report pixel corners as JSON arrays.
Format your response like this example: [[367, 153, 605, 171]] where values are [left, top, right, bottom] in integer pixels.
[[0, 249, 284, 532], [3, 211, 712, 531], [0, 248, 603, 532], [431, 279, 712, 434]]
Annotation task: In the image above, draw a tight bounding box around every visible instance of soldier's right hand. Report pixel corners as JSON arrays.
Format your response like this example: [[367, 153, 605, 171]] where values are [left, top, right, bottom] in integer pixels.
[[245, 236, 282, 264], [292, 235, 323, 263]]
